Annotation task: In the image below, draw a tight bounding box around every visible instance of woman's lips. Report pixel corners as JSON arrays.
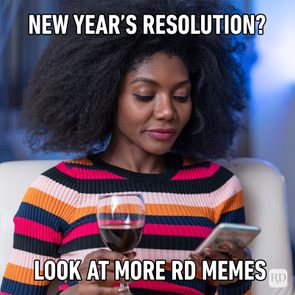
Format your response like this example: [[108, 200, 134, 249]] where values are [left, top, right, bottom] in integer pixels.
[[145, 129, 177, 141]]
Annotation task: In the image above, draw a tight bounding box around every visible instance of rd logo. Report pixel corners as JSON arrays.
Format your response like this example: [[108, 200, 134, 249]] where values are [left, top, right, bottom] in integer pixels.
[[269, 269, 288, 288]]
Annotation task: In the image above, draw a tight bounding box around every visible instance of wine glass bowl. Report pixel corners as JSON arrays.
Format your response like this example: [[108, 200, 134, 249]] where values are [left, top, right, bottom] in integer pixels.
[[97, 193, 145, 294], [97, 193, 145, 253]]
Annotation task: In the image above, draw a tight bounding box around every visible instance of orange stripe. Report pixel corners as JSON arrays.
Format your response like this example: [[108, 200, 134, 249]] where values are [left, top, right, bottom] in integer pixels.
[[65, 158, 93, 166], [74, 206, 96, 220], [23, 188, 75, 223], [73, 204, 215, 221], [145, 203, 215, 219], [23, 189, 243, 224], [212, 192, 244, 223], [145, 192, 243, 223], [4, 263, 48, 286]]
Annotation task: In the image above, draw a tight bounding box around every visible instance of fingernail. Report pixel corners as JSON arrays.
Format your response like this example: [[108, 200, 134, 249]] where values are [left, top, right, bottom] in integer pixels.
[[219, 244, 228, 249]]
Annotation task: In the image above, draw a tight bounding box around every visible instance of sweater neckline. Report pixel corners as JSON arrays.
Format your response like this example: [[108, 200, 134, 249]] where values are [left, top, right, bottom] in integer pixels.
[[88, 152, 183, 181]]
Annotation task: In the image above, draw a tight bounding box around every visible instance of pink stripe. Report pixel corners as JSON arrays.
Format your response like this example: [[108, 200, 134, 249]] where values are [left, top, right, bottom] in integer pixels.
[[56, 162, 126, 179], [171, 162, 220, 180], [63, 222, 99, 244], [14, 217, 62, 243], [143, 224, 213, 237], [0, 293, 12, 295], [63, 223, 212, 244], [130, 281, 204, 295]]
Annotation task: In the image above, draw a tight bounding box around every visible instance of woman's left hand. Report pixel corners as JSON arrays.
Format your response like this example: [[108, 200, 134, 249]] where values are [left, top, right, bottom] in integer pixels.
[[190, 241, 251, 286]]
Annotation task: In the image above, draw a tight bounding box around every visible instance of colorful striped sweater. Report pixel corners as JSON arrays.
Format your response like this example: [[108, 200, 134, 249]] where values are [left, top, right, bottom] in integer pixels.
[[1, 153, 251, 295]]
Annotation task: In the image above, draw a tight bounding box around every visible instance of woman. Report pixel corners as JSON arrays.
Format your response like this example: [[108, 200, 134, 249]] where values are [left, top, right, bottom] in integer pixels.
[[1, 0, 250, 294]]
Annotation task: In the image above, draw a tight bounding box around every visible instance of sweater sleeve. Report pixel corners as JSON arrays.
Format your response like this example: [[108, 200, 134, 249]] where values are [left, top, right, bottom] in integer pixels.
[[0, 163, 78, 295], [215, 171, 252, 295]]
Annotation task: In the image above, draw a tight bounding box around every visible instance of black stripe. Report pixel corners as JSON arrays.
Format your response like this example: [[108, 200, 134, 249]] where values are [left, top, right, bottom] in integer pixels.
[[14, 234, 60, 258], [64, 214, 97, 235], [42, 167, 77, 189], [58, 234, 105, 254], [16, 203, 68, 232], [97, 214, 216, 227], [66, 158, 210, 170], [146, 215, 215, 226], [67, 214, 215, 231], [218, 207, 245, 224], [138, 235, 204, 250], [43, 166, 232, 194], [1, 278, 48, 295], [218, 280, 252, 295], [59, 233, 204, 254], [88, 152, 183, 181]]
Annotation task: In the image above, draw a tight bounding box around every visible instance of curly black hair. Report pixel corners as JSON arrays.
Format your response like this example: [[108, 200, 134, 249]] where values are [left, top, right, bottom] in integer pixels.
[[22, 0, 248, 159]]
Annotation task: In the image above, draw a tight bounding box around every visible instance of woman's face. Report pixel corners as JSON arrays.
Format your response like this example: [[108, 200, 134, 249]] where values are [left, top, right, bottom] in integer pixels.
[[112, 52, 192, 156]]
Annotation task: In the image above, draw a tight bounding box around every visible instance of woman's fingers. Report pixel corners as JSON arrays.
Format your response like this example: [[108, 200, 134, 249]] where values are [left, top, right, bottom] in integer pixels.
[[202, 247, 230, 260], [190, 245, 248, 286], [189, 252, 205, 265], [124, 251, 137, 260], [218, 241, 250, 260], [78, 248, 136, 291]]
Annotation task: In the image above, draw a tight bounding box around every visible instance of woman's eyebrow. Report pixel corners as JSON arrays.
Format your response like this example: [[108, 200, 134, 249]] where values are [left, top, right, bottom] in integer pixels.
[[130, 77, 158, 85], [130, 77, 191, 87]]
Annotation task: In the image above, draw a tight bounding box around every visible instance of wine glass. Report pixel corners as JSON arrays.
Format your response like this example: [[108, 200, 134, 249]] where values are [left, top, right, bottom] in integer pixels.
[[97, 192, 145, 294]]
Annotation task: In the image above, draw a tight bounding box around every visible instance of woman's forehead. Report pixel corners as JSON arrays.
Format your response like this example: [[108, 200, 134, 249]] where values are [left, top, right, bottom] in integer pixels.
[[124, 52, 190, 84]]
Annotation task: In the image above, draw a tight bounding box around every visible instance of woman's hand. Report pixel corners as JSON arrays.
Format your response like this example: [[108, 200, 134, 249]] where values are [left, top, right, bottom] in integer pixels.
[[190, 241, 250, 286], [63, 249, 136, 294]]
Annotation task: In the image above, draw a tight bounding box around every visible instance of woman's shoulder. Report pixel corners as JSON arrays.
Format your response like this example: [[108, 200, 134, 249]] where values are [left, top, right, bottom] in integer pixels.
[[178, 156, 239, 185], [181, 157, 233, 174], [37, 156, 96, 183], [178, 158, 243, 200]]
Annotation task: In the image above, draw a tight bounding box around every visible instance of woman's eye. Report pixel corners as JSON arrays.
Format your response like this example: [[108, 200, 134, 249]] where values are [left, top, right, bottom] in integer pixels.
[[174, 95, 190, 101], [133, 94, 154, 101]]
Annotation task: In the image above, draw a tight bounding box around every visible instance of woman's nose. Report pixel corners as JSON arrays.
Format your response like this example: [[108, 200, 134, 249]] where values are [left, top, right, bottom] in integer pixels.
[[153, 96, 176, 121]]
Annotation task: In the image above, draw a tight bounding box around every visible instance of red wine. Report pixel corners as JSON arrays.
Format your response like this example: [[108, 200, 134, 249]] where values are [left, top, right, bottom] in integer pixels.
[[100, 225, 143, 253]]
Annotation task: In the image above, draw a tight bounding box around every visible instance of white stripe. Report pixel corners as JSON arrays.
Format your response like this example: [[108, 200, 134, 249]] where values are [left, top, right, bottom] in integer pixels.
[[32, 175, 241, 209], [9, 248, 58, 269]]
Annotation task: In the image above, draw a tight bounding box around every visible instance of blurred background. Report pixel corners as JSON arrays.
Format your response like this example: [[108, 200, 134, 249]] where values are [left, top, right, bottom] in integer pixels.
[[0, 0, 294, 272]]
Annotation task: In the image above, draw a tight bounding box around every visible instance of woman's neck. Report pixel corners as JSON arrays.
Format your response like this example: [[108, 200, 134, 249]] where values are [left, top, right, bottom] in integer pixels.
[[100, 141, 166, 174]]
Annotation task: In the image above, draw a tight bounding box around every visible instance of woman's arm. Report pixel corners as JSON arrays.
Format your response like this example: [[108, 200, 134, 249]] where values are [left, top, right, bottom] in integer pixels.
[[190, 172, 252, 294], [0, 165, 78, 295]]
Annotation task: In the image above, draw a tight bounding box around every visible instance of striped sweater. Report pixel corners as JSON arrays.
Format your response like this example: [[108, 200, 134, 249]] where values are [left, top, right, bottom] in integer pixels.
[[1, 153, 251, 295]]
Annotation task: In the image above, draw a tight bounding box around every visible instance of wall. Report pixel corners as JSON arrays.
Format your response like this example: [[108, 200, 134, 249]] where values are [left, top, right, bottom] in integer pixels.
[[251, 0, 295, 254]]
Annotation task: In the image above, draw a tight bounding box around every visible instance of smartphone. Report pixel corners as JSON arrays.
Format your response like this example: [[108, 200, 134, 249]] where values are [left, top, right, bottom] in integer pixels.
[[195, 223, 261, 255]]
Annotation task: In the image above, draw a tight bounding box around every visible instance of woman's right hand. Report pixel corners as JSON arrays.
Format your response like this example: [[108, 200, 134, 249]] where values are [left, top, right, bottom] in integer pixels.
[[62, 249, 136, 294]]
